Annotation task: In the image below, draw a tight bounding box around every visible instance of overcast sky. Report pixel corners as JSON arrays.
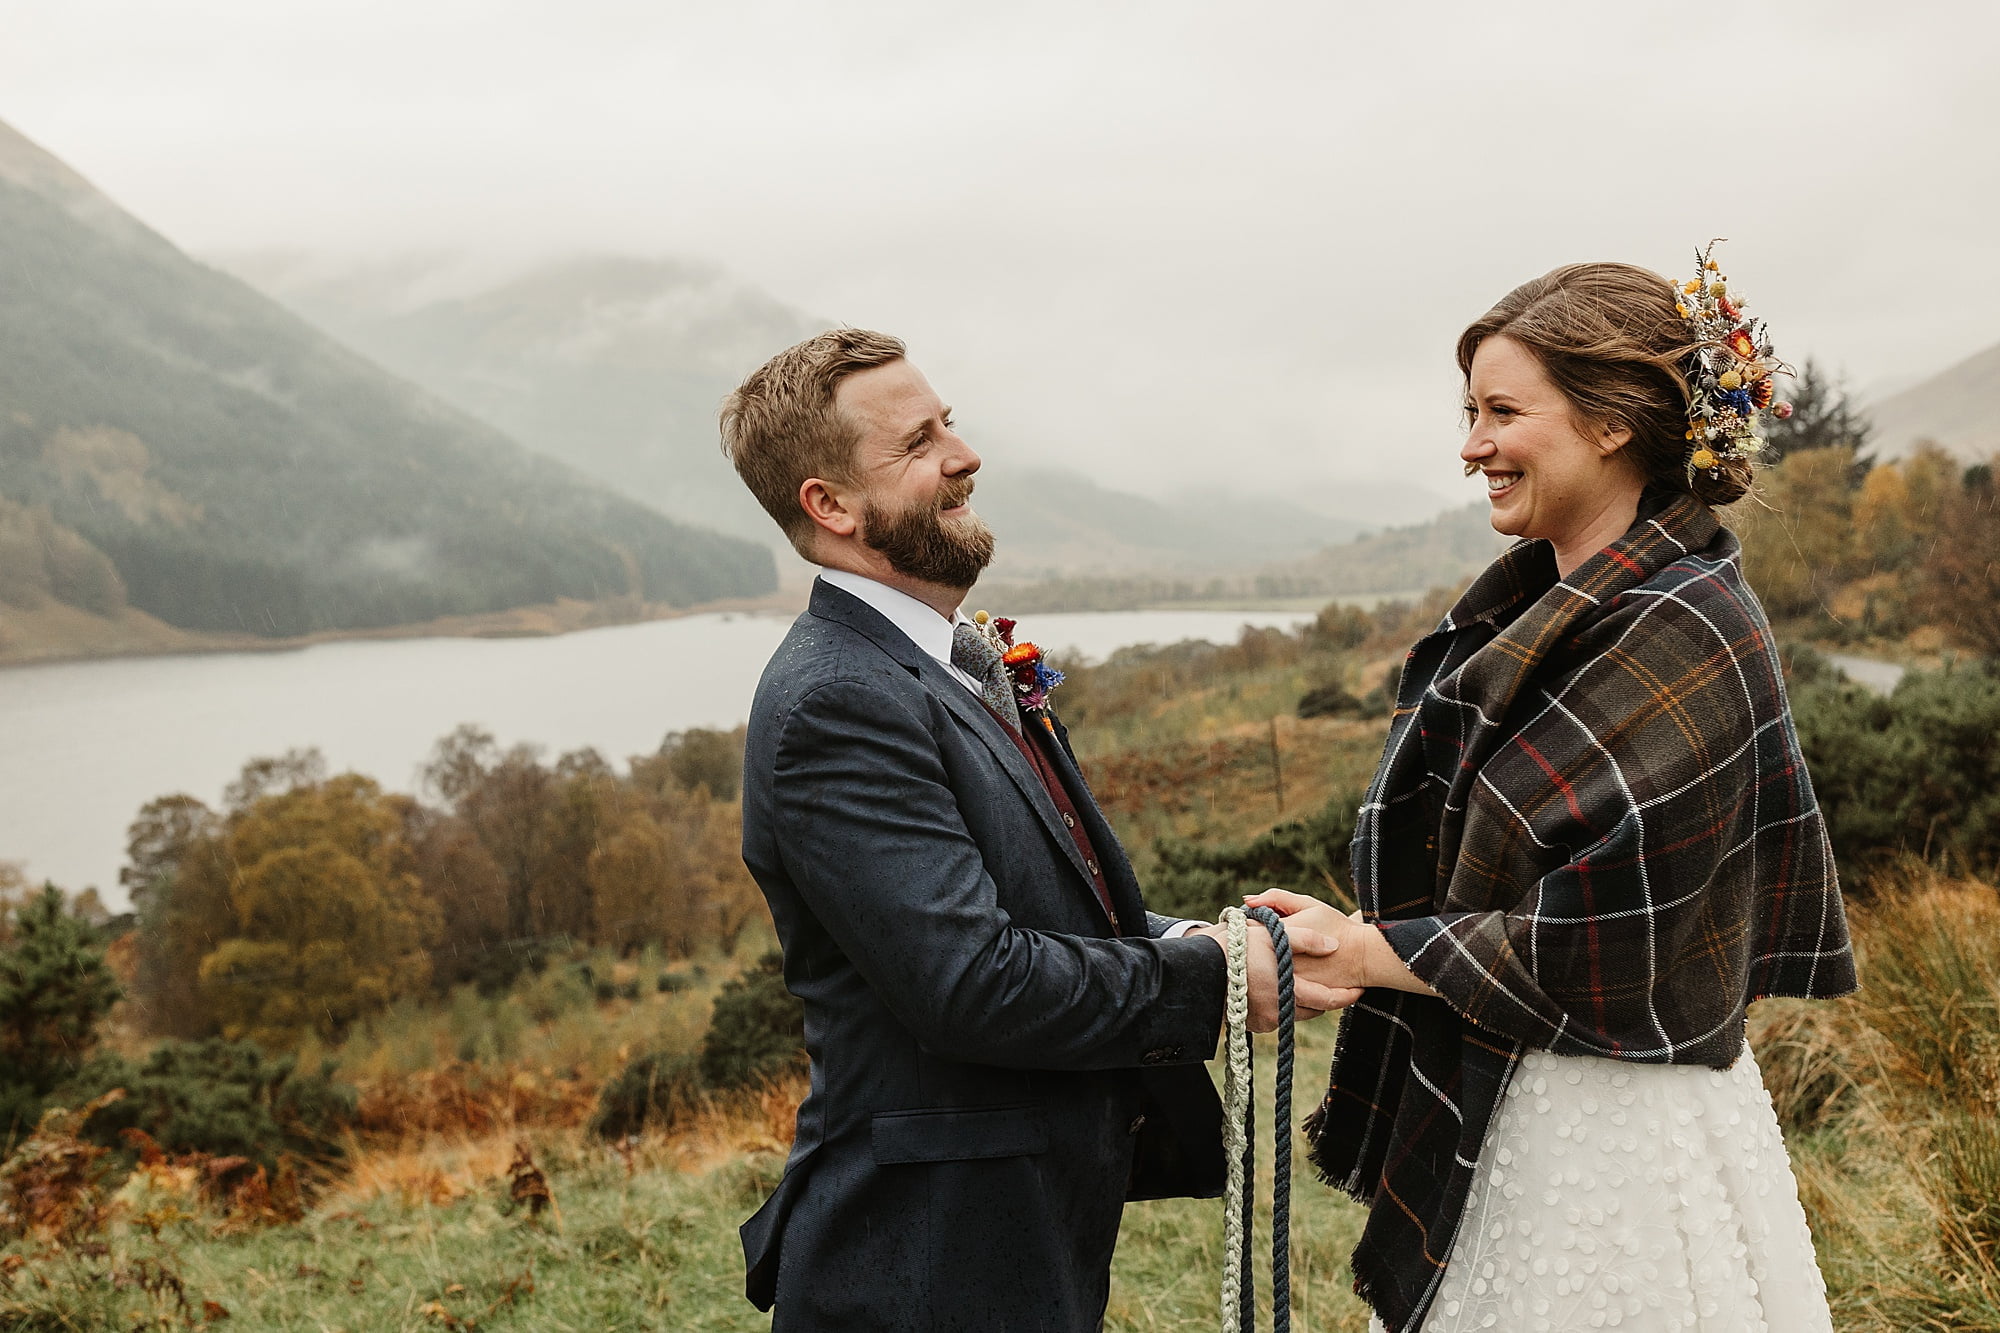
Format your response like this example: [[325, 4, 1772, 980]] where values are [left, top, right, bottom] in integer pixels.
[[2, 0, 1994, 519]]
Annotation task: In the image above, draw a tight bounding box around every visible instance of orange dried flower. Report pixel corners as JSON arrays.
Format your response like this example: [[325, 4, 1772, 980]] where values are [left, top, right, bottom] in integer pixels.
[[1751, 378, 1775, 408], [1002, 642, 1041, 668], [1726, 329, 1756, 359]]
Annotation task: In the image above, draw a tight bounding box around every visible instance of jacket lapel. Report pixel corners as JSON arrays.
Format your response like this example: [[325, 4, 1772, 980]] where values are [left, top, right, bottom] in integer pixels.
[[1028, 710, 1147, 932], [807, 581, 1099, 894]]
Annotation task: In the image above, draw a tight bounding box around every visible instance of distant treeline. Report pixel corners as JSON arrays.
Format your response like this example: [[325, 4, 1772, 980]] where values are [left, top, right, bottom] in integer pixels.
[[1734, 442, 2000, 653], [123, 726, 761, 1050], [982, 502, 1504, 613]]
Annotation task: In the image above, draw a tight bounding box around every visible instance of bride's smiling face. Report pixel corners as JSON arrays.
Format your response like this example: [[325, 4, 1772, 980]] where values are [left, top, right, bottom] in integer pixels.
[[1460, 334, 1644, 556]]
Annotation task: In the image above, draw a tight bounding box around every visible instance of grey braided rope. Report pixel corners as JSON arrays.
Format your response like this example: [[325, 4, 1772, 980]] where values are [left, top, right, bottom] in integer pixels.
[[1250, 904, 1294, 1333], [1222, 905, 1294, 1333]]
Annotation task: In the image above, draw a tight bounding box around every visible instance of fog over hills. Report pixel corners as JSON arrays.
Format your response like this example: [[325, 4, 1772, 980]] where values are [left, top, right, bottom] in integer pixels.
[[0, 119, 775, 657], [223, 252, 1366, 579], [1265, 501, 1509, 598], [1866, 338, 2000, 464]]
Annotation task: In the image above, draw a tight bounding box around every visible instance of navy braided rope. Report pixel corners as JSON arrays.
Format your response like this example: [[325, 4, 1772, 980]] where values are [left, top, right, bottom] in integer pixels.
[[1239, 905, 1294, 1333]]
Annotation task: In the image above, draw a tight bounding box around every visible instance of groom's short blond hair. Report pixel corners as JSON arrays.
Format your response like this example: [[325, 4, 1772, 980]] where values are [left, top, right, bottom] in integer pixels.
[[720, 329, 908, 559]]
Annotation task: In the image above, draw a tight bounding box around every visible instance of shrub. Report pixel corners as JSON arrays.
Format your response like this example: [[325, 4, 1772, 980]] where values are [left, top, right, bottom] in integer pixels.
[[588, 1050, 703, 1140], [1792, 662, 2000, 881], [699, 952, 805, 1090], [470, 937, 555, 998], [1357, 658, 1404, 718], [1146, 791, 1363, 922], [56, 1038, 356, 1173], [1296, 683, 1363, 719], [0, 1090, 127, 1243]]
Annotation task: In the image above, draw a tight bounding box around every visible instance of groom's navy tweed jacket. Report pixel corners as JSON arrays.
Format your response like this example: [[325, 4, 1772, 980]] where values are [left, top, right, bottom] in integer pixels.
[[738, 579, 1228, 1332]]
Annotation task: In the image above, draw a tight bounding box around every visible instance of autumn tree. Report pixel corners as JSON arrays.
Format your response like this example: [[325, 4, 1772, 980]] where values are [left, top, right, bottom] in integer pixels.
[[1732, 447, 1863, 620], [423, 727, 556, 944], [198, 774, 439, 1047], [658, 727, 745, 801], [587, 800, 675, 956], [618, 756, 764, 956], [127, 758, 440, 1048], [1923, 458, 2000, 656], [125, 799, 233, 1039], [398, 799, 510, 992]]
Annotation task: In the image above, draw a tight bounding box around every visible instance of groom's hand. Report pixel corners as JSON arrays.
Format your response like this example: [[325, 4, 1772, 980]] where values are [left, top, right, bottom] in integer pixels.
[[1187, 921, 1359, 1031]]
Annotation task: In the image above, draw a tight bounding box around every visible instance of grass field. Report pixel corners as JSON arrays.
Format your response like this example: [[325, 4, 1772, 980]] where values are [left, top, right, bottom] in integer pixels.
[[9, 873, 2000, 1330], [2, 1019, 1373, 1332], [29, 873, 2000, 1330]]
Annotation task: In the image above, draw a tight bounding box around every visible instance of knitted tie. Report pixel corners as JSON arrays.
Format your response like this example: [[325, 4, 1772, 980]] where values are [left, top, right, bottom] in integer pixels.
[[951, 621, 1023, 732]]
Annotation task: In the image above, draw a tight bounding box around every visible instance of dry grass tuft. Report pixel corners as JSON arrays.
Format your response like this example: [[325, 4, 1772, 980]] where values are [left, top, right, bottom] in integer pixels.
[[1754, 866, 2000, 1331], [352, 1061, 601, 1146]]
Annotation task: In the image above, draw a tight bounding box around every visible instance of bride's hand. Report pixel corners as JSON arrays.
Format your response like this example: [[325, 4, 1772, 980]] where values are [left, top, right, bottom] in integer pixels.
[[1244, 888, 1439, 999], [1243, 887, 1348, 940]]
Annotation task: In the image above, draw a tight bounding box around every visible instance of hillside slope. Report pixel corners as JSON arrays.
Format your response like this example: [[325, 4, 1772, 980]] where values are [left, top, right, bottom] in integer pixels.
[[0, 121, 775, 642], [1866, 338, 2000, 463], [1263, 499, 1507, 596]]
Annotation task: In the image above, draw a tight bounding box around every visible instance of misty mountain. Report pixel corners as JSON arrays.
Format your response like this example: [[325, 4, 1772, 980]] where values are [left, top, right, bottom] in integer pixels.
[[1866, 337, 2000, 463], [222, 252, 1362, 576], [1262, 500, 1509, 597], [0, 119, 774, 645], [969, 468, 1358, 576]]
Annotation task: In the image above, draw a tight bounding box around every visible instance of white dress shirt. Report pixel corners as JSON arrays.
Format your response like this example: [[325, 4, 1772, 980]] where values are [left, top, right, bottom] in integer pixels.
[[816, 569, 1198, 938], [819, 568, 985, 696]]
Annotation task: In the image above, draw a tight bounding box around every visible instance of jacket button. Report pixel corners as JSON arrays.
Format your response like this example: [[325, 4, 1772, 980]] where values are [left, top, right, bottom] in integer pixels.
[[1086, 857, 1098, 875], [1128, 1114, 1146, 1135], [1063, 812, 1076, 827]]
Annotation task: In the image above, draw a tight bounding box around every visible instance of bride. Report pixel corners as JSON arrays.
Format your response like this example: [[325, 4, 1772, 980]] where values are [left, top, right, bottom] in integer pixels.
[[1252, 250, 1856, 1332]]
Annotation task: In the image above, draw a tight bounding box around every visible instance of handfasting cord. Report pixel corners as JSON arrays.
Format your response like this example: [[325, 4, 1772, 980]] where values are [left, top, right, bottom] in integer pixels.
[[1219, 904, 1295, 1333]]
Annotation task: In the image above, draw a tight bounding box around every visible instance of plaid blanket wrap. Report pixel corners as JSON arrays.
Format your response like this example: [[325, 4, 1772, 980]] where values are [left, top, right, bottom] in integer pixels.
[[1306, 491, 1857, 1332]]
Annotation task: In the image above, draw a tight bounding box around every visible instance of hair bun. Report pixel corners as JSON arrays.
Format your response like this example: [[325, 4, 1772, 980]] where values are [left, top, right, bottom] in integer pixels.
[[1688, 453, 1754, 507]]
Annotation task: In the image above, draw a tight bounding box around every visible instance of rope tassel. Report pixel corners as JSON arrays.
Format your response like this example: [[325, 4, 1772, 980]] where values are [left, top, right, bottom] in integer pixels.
[[1220, 904, 1295, 1333]]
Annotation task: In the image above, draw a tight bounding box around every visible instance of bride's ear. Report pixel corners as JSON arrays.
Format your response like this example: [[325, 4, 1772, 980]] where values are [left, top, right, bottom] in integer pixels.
[[1596, 418, 1634, 456]]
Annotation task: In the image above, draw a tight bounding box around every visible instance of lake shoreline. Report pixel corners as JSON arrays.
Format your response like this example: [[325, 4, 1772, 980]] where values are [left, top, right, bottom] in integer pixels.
[[1, 605, 1322, 903], [0, 586, 1371, 673], [0, 589, 814, 673]]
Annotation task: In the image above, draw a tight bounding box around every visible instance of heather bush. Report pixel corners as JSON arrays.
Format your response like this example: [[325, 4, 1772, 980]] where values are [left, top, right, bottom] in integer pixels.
[[588, 1050, 704, 1141], [57, 1038, 356, 1173], [1145, 791, 1362, 922], [698, 952, 804, 1091]]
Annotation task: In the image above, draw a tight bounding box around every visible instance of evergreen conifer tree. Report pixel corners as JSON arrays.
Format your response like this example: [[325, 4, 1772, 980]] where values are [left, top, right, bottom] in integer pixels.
[[0, 887, 120, 1147]]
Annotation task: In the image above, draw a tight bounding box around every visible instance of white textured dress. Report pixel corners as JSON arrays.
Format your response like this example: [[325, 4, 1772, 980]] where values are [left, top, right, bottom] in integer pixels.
[[1369, 1044, 1833, 1333]]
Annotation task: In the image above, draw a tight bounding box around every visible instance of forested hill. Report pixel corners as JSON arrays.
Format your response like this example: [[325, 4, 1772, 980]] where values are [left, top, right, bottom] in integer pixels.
[[0, 119, 775, 646]]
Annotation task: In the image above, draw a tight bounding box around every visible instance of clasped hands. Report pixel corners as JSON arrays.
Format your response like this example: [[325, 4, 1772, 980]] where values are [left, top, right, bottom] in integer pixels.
[[1186, 888, 1432, 1032]]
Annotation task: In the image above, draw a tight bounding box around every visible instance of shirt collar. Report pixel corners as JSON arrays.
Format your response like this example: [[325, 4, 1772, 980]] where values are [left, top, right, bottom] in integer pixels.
[[818, 568, 970, 674]]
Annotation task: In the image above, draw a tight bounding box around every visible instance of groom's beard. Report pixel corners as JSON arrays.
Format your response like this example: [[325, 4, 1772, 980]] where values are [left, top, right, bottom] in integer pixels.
[[861, 478, 995, 591]]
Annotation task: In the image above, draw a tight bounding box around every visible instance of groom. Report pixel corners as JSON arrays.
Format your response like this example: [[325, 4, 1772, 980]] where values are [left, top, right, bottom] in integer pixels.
[[721, 329, 1350, 1330]]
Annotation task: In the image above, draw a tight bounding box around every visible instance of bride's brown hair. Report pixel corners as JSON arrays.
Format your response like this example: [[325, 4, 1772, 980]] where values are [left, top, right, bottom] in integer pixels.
[[1457, 263, 1752, 508]]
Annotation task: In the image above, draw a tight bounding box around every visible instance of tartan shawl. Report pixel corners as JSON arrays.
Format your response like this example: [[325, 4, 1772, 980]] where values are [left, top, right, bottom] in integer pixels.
[[1306, 490, 1857, 1333]]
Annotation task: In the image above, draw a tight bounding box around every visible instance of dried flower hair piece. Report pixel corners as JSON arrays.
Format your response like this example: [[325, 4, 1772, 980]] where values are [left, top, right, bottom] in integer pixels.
[[1677, 239, 1793, 480]]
